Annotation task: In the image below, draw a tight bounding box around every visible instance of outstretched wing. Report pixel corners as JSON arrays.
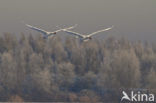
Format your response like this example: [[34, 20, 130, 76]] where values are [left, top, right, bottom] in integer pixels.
[[64, 24, 78, 30], [88, 26, 113, 37], [54, 24, 78, 33], [63, 30, 84, 38], [26, 24, 48, 36], [53, 29, 63, 33]]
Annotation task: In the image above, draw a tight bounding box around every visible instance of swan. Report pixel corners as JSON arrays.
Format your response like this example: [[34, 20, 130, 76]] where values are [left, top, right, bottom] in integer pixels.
[[63, 26, 113, 42], [26, 24, 77, 39]]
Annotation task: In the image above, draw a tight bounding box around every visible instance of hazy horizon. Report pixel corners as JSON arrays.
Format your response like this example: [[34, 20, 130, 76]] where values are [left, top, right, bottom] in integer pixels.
[[0, 0, 156, 42]]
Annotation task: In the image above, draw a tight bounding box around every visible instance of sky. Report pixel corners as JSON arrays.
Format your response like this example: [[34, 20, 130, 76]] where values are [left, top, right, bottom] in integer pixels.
[[0, 0, 156, 42]]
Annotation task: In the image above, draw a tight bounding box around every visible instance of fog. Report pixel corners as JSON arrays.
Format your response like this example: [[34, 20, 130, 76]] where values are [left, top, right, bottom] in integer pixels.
[[0, 0, 156, 42]]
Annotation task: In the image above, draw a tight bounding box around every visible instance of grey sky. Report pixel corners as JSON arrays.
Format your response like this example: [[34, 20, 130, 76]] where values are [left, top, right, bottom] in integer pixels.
[[0, 0, 156, 42]]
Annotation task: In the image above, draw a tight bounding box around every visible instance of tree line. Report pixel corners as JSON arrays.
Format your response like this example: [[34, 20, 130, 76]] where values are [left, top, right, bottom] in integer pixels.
[[0, 33, 156, 102]]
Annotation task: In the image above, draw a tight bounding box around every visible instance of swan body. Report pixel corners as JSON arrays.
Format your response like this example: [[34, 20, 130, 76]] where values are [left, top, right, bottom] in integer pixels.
[[26, 24, 77, 39]]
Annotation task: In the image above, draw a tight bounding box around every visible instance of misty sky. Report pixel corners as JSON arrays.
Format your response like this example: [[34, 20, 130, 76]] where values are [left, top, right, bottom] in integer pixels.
[[0, 0, 156, 42]]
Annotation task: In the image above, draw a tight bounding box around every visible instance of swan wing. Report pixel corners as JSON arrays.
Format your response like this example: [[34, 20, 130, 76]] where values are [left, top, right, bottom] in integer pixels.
[[64, 30, 84, 38], [64, 24, 78, 30], [88, 26, 113, 37], [54, 24, 78, 33], [26, 24, 48, 36]]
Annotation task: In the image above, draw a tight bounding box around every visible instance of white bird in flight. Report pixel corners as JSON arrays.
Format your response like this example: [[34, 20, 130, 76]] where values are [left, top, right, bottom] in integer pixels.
[[26, 24, 77, 39], [63, 26, 114, 42]]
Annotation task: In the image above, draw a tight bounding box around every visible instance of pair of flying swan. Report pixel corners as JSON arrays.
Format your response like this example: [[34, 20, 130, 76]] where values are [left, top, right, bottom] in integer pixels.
[[26, 24, 113, 41]]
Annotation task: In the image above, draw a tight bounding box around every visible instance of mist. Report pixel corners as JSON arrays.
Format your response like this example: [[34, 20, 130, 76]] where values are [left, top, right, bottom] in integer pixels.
[[0, 0, 156, 42]]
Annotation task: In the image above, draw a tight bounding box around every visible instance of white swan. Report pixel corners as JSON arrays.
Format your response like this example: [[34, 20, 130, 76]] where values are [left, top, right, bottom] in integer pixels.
[[26, 24, 77, 39], [63, 26, 113, 42]]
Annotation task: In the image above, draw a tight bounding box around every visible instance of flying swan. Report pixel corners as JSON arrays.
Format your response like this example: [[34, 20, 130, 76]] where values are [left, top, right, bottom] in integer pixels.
[[26, 24, 77, 39], [63, 26, 114, 42]]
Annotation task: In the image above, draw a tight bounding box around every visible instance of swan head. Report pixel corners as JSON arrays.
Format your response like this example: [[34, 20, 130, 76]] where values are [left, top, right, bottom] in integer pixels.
[[82, 37, 92, 42]]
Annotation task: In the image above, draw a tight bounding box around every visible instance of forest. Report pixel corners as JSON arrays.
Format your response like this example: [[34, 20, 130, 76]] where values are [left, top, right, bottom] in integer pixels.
[[0, 33, 156, 102]]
